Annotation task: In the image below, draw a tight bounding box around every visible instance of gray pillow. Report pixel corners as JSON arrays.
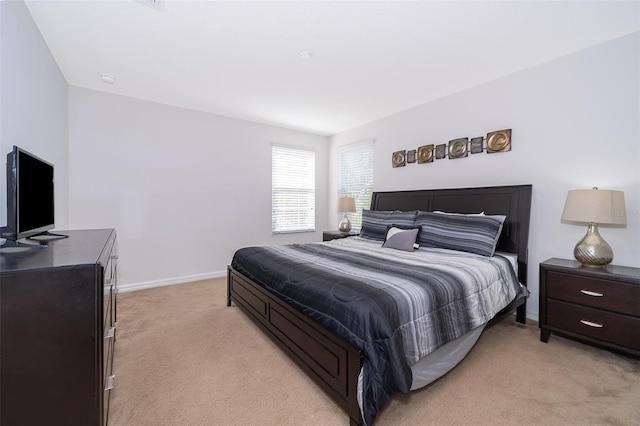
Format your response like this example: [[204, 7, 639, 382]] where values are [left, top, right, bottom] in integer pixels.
[[360, 210, 418, 241], [415, 211, 506, 256], [382, 226, 420, 252]]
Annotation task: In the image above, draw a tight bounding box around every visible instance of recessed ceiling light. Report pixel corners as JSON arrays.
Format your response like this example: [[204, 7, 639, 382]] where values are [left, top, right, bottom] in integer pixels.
[[100, 73, 116, 84], [299, 50, 313, 60]]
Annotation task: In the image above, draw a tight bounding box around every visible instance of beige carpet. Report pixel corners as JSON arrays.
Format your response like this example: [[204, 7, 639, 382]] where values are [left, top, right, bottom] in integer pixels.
[[109, 278, 640, 426]]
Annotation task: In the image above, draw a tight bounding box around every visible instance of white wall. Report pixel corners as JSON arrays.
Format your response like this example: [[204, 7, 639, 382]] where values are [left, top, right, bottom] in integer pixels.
[[329, 33, 640, 321], [0, 0, 69, 230], [6, 0, 638, 320], [68, 87, 329, 289]]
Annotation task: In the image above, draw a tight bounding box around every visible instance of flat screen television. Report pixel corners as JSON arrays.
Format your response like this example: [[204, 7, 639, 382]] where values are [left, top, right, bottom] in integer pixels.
[[1, 146, 56, 246]]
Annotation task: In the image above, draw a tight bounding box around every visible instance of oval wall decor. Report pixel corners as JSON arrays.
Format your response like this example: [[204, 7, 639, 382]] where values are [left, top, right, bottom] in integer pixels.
[[487, 129, 512, 153], [448, 138, 468, 159], [417, 144, 434, 163]]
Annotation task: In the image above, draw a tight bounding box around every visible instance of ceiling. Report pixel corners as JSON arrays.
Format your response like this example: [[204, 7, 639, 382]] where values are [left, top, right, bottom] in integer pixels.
[[25, 1, 640, 136]]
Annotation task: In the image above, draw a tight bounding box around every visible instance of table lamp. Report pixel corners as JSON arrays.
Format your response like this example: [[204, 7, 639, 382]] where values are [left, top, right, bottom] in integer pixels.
[[337, 197, 356, 234], [561, 187, 626, 268]]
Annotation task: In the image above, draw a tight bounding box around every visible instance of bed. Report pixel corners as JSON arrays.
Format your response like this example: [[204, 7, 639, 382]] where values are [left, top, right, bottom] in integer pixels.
[[227, 184, 532, 425]]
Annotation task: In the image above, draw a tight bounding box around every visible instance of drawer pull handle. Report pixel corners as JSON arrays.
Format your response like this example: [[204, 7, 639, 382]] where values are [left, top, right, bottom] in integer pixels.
[[104, 327, 116, 339], [105, 375, 115, 391], [580, 319, 603, 328], [580, 289, 604, 297]]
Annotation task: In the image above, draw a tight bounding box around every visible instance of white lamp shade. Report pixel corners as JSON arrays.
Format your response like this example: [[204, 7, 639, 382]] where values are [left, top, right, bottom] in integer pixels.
[[337, 197, 356, 213], [561, 188, 626, 226]]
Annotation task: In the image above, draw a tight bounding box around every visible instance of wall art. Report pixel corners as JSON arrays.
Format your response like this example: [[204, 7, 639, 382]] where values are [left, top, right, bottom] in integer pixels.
[[486, 129, 511, 153], [417, 144, 434, 163], [392, 150, 406, 167], [448, 138, 468, 159], [392, 128, 511, 168], [407, 149, 416, 163], [470, 137, 484, 154]]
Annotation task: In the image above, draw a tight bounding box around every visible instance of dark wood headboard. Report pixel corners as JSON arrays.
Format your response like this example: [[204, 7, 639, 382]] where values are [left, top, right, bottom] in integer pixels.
[[370, 185, 532, 285]]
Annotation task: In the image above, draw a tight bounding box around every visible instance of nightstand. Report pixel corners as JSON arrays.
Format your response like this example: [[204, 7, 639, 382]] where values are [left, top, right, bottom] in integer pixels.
[[539, 258, 640, 357], [323, 231, 359, 242]]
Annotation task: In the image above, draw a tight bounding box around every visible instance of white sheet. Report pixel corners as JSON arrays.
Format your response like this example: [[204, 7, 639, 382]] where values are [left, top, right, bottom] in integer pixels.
[[495, 251, 518, 273], [409, 324, 485, 389]]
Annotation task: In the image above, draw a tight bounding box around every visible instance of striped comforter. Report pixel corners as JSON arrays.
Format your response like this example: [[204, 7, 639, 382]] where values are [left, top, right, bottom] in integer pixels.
[[231, 237, 522, 425]]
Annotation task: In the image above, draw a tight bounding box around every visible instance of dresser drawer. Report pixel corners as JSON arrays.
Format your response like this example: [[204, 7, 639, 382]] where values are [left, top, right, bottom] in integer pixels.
[[107, 254, 118, 328], [104, 255, 115, 287], [103, 298, 115, 381], [547, 300, 640, 350], [103, 319, 115, 426], [103, 283, 113, 330], [103, 354, 114, 426], [546, 271, 640, 316], [103, 332, 113, 382]]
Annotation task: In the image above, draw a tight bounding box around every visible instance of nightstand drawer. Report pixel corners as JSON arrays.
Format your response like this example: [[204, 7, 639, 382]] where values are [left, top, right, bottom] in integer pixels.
[[546, 271, 640, 317], [547, 300, 640, 350]]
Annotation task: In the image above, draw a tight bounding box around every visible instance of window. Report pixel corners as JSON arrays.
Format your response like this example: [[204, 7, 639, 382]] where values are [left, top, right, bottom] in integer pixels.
[[272, 145, 316, 233], [338, 140, 374, 230]]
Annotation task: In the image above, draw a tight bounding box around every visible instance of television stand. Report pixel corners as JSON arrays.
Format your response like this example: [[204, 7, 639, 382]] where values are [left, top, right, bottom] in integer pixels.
[[28, 231, 69, 241], [0, 228, 68, 249], [0, 238, 47, 249]]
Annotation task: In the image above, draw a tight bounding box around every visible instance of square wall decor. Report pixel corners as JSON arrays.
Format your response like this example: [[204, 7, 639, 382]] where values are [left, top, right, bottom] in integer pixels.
[[448, 138, 468, 159], [417, 144, 434, 163], [392, 150, 406, 167], [486, 129, 512, 153]]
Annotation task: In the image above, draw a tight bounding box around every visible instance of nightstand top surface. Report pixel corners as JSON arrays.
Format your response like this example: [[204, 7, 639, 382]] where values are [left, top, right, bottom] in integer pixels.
[[324, 230, 359, 236], [541, 257, 640, 283]]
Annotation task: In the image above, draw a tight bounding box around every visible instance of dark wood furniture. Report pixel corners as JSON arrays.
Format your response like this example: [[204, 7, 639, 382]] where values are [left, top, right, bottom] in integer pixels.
[[1, 229, 118, 426], [539, 258, 640, 357], [228, 185, 532, 425], [323, 230, 359, 241]]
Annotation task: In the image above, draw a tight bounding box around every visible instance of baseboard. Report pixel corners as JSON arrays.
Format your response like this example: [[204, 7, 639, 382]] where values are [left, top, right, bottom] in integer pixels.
[[118, 270, 227, 293]]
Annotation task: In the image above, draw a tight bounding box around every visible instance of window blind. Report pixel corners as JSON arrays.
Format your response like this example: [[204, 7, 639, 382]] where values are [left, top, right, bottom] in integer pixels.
[[338, 140, 374, 230], [272, 145, 316, 233]]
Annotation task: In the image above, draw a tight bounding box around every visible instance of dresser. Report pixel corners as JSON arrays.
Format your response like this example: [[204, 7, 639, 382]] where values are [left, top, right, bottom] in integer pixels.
[[539, 258, 640, 357], [0, 229, 118, 425]]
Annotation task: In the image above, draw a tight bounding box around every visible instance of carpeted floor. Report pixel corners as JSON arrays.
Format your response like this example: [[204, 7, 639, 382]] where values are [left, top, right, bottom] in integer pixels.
[[109, 278, 640, 426]]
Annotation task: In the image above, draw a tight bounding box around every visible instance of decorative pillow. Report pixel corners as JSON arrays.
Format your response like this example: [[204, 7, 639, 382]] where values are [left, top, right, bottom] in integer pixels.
[[382, 225, 421, 252], [415, 211, 506, 256], [360, 210, 418, 241]]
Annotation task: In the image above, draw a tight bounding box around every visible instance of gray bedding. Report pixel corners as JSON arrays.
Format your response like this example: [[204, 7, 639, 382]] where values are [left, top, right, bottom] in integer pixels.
[[231, 237, 522, 425]]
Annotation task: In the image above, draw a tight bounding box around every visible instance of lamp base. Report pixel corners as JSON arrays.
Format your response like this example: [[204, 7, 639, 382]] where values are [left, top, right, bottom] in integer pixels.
[[574, 223, 613, 268], [338, 214, 352, 234]]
